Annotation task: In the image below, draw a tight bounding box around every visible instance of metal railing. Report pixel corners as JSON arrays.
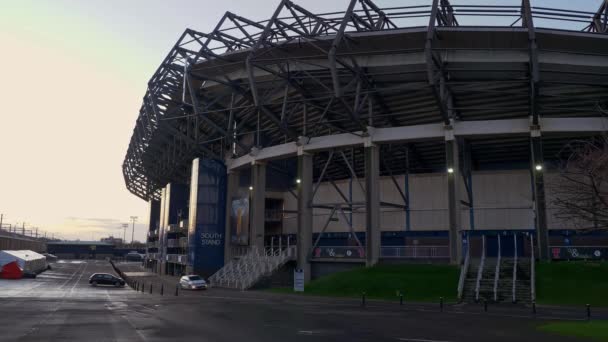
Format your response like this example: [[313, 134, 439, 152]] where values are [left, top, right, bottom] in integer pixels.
[[458, 240, 470, 301], [166, 225, 186, 234], [230, 246, 250, 258], [512, 233, 518, 303], [209, 245, 296, 290], [475, 235, 486, 302], [179, 237, 188, 248], [146, 241, 159, 249], [530, 236, 536, 302], [166, 254, 187, 264], [493, 234, 502, 302], [381, 246, 450, 259]]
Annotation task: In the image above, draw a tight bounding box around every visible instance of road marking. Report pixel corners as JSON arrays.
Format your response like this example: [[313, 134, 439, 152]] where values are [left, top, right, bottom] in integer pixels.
[[396, 338, 454, 342], [297, 330, 315, 335]]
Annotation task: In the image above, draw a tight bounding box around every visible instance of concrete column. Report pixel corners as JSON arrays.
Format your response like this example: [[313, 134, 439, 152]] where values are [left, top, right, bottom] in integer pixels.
[[146, 199, 160, 269], [159, 186, 168, 275], [364, 144, 380, 267], [530, 134, 549, 261], [297, 153, 313, 282], [446, 138, 463, 264], [224, 171, 239, 264], [148, 200, 161, 231], [250, 162, 266, 251]]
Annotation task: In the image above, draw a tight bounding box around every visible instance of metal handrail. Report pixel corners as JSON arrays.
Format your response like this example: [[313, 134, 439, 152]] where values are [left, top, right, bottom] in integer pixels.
[[493, 234, 501, 302], [475, 235, 486, 302], [457, 237, 470, 301], [512, 233, 518, 303], [530, 235, 536, 302]]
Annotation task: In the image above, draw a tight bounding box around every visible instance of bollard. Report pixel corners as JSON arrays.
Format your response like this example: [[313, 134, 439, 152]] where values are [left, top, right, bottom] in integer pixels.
[[175, 284, 179, 296], [484, 299, 488, 312], [440, 297, 444, 312], [149, 283, 153, 294], [160, 284, 164, 296], [361, 292, 366, 307], [532, 301, 536, 315], [400, 293, 404, 306], [142, 283, 145, 293], [587, 304, 591, 320]]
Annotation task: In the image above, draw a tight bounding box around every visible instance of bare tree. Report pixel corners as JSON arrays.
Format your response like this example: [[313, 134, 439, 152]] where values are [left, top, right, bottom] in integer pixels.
[[552, 111, 608, 231]]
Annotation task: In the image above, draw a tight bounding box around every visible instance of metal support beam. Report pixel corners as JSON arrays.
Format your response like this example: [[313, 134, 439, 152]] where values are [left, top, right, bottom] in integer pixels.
[[364, 144, 380, 266], [530, 135, 549, 261], [405, 146, 411, 231], [224, 171, 239, 264], [446, 137, 463, 264], [522, 0, 540, 126], [461, 139, 475, 230], [297, 153, 313, 283], [250, 162, 266, 251]]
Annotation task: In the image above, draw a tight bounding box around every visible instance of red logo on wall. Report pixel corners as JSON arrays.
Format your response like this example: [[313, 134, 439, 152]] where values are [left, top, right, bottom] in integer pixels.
[[551, 248, 561, 259]]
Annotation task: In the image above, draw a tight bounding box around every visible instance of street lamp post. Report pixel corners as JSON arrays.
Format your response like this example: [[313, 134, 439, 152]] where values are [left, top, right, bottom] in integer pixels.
[[130, 216, 138, 244], [121, 223, 128, 244]]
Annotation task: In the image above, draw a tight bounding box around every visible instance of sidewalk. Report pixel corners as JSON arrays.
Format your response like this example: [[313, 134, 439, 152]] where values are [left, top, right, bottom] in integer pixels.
[[111, 261, 608, 321]]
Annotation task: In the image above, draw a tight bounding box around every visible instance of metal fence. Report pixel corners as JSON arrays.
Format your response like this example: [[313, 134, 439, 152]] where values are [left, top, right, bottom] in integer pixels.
[[380, 246, 449, 259]]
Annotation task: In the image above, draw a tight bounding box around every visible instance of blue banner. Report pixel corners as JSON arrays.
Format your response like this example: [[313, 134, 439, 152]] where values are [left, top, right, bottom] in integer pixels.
[[188, 158, 227, 277]]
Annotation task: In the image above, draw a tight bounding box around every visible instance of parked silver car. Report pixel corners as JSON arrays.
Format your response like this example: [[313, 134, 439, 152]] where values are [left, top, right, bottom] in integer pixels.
[[179, 275, 208, 290]]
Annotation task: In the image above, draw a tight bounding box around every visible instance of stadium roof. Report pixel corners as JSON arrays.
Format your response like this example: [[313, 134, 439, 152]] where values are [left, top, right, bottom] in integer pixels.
[[123, 0, 608, 200]]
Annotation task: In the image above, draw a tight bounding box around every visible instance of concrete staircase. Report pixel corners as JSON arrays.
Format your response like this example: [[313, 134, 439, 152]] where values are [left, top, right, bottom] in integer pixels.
[[461, 258, 532, 304], [209, 246, 296, 290]]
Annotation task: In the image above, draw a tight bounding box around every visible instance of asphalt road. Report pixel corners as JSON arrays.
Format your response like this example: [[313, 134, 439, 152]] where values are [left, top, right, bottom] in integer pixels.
[[0, 260, 594, 342]]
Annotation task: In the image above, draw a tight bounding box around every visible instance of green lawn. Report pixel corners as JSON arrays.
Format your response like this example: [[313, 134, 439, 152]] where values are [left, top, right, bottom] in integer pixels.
[[536, 261, 608, 307], [539, 321, 608, 341], [271, 263, 460, 302]]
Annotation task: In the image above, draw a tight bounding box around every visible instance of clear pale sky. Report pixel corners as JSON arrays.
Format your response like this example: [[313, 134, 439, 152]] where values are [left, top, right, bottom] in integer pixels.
[[0, 0, 601, 241]]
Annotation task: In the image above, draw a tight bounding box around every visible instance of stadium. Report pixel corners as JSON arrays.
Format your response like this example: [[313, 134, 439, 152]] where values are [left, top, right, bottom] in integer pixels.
[[123, 0, 608, 301]]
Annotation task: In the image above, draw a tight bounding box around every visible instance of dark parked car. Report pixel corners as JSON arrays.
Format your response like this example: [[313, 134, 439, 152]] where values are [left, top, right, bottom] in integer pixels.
[[125, 252, 143, 262], [89, 273, 125, 287]]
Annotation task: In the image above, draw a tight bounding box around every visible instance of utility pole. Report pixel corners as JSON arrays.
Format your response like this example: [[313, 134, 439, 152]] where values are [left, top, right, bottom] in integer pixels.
[[130, 216, 138, 244], [22, 222, 25, 235], [0, 214, 3, 231]]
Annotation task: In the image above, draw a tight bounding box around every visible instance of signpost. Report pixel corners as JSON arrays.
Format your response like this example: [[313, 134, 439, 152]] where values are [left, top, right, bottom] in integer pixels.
[[294, 269, 305, 292]]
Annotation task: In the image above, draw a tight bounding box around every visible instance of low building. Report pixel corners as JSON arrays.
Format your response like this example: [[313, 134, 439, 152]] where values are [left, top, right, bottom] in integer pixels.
[[46, 241, 115, 259]]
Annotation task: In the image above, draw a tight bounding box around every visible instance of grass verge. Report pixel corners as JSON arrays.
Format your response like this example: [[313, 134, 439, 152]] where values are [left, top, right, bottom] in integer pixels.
[[538, 321, 608, 341], [270, 263, 459, 302], [536, 261, 608, 307]]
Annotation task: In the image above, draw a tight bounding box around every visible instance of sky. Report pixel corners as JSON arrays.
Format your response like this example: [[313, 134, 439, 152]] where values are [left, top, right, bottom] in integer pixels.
[[0, 0, 602, 242]]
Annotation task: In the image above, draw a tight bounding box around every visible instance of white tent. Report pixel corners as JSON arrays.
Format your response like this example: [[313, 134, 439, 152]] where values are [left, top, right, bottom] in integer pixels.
[[0, 250, 47, 274]]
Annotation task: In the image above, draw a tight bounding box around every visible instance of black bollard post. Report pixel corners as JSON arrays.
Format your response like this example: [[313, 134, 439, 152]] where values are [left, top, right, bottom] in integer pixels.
[[160, 284, 164, 296], [136, 282, 139, 291], [175, 284, 179, 296], [149, 283, 153, 294], [532, 301, 536, 315], [142, 283, 145, 293], [400, 293, 404, 306], [361, 292, 366, 307], [484, 299, 488, 312], [440, 297, 444, 312], [587, 304, 591, 320]]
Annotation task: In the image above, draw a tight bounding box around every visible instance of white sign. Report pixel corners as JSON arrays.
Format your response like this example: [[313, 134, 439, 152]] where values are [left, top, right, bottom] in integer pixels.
[[293, 269, 305, 292]]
